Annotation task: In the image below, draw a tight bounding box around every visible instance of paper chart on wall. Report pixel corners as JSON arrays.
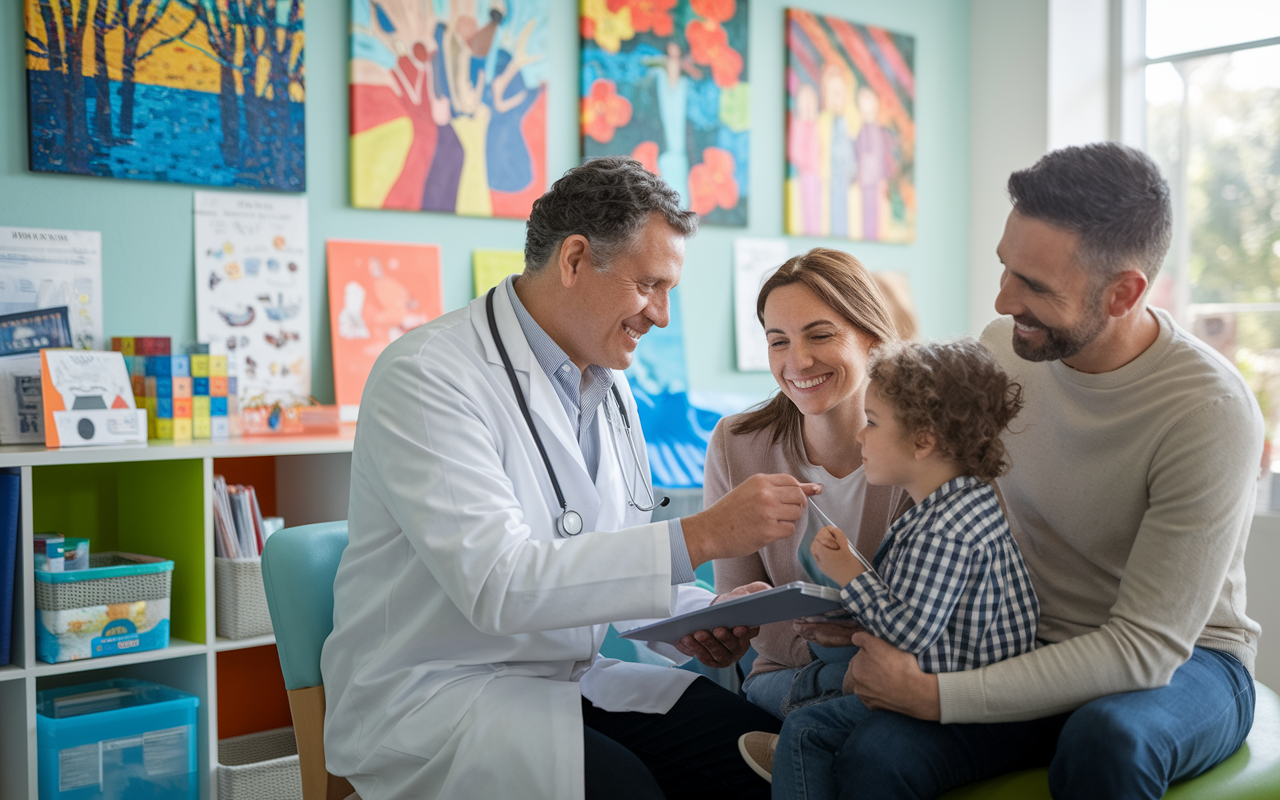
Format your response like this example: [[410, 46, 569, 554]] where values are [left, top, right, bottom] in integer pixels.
[[0, 226, 103, 351], [733, 238, 788, 372], [194, 192, 310, 406]]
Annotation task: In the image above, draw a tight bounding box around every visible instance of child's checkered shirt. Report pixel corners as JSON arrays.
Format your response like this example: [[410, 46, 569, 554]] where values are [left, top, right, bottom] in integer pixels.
[[841, 475, 1039, 673]]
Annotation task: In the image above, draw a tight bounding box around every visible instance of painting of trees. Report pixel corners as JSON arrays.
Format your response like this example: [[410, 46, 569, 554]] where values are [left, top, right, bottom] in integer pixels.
[[24, 0, 306, 191]]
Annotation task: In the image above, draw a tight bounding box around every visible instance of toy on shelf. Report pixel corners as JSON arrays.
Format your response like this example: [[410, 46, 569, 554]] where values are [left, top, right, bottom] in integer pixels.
[[112, 338, 240, 441]]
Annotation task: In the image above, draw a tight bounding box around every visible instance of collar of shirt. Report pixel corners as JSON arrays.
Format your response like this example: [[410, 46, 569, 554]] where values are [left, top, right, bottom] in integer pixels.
[[505, 279, 614, 435], [876, 475, 984, 563]]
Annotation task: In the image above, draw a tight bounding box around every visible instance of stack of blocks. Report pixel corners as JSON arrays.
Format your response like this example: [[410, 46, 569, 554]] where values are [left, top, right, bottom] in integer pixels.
[[112, 338, 238, 441]]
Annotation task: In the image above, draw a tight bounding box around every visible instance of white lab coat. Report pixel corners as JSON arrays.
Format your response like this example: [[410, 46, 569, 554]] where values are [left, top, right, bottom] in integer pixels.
[[321, 278, 714, 800]]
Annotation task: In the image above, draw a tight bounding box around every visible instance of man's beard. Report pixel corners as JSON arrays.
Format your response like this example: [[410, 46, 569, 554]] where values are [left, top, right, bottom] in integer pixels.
[[1011, 295, 1108, 362]]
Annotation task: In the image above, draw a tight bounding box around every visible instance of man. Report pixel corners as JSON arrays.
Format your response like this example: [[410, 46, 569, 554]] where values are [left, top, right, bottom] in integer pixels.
[[839, 142, 1262, 798], [321, 157, 816, 800]]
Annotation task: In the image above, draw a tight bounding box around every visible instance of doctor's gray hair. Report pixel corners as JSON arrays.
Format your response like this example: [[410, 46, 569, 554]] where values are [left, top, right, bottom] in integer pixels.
[[1008, 142, 1172, 283], [524, 157, 699, 272]]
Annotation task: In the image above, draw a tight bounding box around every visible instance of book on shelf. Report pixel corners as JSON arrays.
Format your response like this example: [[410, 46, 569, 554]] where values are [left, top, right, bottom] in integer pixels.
[[0, 472, 16, 666], [213, 475, 274, 560]]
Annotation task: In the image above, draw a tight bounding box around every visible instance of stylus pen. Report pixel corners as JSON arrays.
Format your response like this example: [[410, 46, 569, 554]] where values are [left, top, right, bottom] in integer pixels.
[[809, 499, 879, 576]]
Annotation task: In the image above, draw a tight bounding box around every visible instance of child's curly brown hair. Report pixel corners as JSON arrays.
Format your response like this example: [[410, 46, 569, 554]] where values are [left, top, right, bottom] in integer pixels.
[[867, 338, 1024, 482]]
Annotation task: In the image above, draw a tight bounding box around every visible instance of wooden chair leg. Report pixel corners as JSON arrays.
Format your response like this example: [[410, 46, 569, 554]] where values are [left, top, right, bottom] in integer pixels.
[[288, 686, 358, 800]]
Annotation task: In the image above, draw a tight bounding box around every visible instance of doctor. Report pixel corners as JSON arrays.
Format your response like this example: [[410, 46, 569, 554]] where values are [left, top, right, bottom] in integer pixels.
[[322, 157, 821, 800]]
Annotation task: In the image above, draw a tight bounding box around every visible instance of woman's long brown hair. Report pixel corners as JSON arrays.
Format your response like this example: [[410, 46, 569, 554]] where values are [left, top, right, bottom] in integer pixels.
[[730, 248, 899, 467]]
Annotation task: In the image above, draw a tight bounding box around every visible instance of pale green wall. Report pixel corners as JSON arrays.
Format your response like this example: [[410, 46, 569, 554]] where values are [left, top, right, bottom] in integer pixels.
[[0, 0, 969, 405]]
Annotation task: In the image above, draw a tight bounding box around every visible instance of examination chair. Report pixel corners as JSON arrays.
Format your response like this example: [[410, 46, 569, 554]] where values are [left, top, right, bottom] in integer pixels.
[[261, 520, 360, 800], [940, 681, 1280, 799]]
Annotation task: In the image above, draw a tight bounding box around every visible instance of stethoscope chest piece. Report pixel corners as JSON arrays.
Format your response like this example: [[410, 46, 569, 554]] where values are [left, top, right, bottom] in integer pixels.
[[559, 510, 584, 537]]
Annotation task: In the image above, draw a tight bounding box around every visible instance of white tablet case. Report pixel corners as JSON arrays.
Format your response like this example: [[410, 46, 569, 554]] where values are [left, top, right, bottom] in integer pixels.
[[618, 581, 844, 645]]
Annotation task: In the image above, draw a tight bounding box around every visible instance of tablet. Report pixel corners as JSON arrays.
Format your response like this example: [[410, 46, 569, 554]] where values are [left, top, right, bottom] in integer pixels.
[[618, 582, 845, 645]]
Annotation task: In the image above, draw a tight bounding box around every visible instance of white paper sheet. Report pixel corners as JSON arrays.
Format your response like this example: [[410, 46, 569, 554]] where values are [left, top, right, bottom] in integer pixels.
[[733, 238, 789, 372], [0, 227, 103, 351], [194, 192, 310, 406]]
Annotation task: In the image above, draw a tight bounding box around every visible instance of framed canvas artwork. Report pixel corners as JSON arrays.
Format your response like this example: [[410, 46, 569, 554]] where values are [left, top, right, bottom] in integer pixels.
[[581, 0, 750, 226], [24, 0, 305, 191], [350, 0, 549, 219], [785, 9, 915, 242]]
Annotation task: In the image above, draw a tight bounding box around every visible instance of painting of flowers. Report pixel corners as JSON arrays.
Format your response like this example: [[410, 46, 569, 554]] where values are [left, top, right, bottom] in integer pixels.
[[350, 0, 548, 218], [785, 9, 915, 242], [581, 0, 749, 226]]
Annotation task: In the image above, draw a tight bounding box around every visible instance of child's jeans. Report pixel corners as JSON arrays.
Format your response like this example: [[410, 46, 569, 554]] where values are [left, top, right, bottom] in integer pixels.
[[742, 644, 858, 720], [770, 692, 874, 800]]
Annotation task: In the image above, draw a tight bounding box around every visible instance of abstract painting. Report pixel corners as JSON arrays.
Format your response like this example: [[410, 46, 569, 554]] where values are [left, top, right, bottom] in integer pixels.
[[24, 0, 305, 191], [785, 10, 915, 242], [327, 240, 443, 421], [581, 0, 749, 226], [350, 0, 549, 218]]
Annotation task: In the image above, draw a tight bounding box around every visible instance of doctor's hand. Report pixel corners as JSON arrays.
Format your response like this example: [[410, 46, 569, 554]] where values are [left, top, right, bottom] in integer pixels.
[[675, 582, 770, 668], [844, 632, 941, 721], [681, 474, 822, 568]]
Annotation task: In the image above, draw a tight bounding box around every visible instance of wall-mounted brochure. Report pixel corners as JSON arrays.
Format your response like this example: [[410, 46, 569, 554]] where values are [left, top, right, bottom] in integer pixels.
[[194, 192, 310, 406], [326, 240, 444, 422], [0, 226, 103, 351], [734, 238, 788, 372], [40, 350, 146, 447]]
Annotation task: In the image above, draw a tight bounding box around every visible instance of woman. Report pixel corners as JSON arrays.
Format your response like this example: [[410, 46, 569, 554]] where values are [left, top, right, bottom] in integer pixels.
[[708, 248, 911, 719]]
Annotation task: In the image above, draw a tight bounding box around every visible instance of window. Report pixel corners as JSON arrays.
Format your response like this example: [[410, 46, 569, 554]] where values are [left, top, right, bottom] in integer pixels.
[[1142, 1, 1280, 473]]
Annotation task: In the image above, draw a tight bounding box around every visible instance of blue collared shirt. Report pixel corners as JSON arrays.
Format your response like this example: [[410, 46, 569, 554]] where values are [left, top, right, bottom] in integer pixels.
[[506, 280, 694, 584]]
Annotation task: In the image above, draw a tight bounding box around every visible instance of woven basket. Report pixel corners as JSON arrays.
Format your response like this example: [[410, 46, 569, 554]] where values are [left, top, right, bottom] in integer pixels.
[[34, 552, 172, 611], [215, 557, 274, 640], [217, 726, 302, 800]]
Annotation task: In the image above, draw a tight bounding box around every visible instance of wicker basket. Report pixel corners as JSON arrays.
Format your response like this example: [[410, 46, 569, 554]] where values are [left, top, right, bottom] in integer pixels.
[[217, 726, 302, 800], [34, 552, 172, 611], [215, 557, 274, 640]]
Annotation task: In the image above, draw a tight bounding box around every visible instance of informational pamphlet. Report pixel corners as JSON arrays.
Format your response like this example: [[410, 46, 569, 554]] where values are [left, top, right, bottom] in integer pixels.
[[194, 192, 310, 406], [0, 226, 103, 351]]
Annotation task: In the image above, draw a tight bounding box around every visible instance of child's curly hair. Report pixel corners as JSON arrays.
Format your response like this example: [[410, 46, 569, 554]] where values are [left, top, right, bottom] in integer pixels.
[[867, 338, 1024, 482]]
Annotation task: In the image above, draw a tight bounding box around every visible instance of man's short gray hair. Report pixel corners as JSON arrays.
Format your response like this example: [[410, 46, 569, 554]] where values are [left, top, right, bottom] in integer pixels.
[[524, 157, 699, 272]]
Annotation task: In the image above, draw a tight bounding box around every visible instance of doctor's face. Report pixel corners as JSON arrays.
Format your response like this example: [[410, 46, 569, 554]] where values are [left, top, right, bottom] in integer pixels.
[[569, 215, 684, 371]]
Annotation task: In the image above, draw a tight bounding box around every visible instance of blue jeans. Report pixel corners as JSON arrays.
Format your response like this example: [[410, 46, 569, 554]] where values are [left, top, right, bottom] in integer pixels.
[[743, 645, 858, 720], [772, 647, 1255, 800]]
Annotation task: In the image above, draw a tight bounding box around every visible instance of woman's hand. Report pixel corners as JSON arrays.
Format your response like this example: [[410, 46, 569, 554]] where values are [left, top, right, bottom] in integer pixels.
[[793, 617, 864, 648], [675, 582, 770, 668]]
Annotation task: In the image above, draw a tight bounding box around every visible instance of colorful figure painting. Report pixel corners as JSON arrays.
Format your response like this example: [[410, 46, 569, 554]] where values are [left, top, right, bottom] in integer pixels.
[[24, 0, 305, 191], [350, 0, 549, 219], [785, 10, 915, 242], [581, 0, 749, 226]]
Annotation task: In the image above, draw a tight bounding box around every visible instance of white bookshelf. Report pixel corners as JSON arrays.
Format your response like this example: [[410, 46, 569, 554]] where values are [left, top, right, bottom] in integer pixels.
[[0, 430, 355, 800]]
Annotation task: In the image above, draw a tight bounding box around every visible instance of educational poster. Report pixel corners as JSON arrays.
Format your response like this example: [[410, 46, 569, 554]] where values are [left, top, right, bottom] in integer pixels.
[[625, 286, 722, 488], [326, 240, 444, 422], [472, 249, 525, 297], [194, 192, 310, 406], [24, 0, 305, 190], [581, 0, 749, 225], [733, 238, 788, 372], [785, 10, 915, 242], [350, 0, 549, 218], [0, 227, 103, 350]]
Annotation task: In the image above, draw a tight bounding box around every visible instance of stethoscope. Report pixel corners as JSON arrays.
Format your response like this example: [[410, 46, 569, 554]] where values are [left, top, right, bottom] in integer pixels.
[[486, 288, 668, 537]]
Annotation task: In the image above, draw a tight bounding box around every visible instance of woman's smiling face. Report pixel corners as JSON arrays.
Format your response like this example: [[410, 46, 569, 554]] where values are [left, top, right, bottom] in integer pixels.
[[763, 282, 873, 419]]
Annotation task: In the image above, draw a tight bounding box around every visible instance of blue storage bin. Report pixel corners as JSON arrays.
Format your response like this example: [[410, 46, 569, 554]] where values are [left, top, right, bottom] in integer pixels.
[[37, 678, 199, 800]]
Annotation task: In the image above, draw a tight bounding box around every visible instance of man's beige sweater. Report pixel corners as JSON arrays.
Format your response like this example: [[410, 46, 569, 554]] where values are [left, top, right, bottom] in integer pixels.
[[938, 309, 1264, 723]]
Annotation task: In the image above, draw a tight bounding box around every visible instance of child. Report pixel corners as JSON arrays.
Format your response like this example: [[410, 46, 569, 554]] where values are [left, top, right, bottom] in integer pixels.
[[738, 338, 1039, 799]]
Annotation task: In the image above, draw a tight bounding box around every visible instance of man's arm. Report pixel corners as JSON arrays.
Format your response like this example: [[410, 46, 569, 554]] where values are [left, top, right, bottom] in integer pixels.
[[851, 394, 1263, 723]]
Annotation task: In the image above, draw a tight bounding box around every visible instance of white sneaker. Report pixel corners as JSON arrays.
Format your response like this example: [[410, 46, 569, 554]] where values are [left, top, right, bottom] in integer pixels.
[[738, 731, 778, 784]]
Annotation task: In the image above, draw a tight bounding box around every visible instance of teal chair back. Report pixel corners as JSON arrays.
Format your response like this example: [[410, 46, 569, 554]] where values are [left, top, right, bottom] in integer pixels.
[[261, 520, 355, 800]]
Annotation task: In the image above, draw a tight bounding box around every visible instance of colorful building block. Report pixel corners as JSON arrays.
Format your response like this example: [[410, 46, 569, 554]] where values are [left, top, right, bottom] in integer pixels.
[[211, 416, 230, 439], [173, 417, 192, 441], [155, 398, 173, 419], [111, 337, 136, 355], [135, 337, 171, 355], [192, 396, 210, 417], [173, 377, 192, 399], [193, 377, 209, 395], [210, 355, 227, 377], [186, 342, 210, 355], [131, 375, 146, 398], [209, 376, 227, 397], [173, 397, 192, 418], [211, 396, 228, 416], [190, 354, 210, 378], [227, 376, 238, 395], [193, 416, 211, 439], [171, 355, 190, 378], [154, 418, 174, 440]]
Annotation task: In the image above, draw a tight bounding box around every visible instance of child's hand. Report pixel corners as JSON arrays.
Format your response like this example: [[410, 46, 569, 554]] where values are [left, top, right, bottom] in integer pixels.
[[809, 525, 865, 586]]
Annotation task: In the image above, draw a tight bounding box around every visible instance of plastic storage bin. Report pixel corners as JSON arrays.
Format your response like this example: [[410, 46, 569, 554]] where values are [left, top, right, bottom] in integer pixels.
[[36, 678, 199, 800], [34, 552, 173, 663], [215, 557, 273, 640], [217, 726, 302, 799]]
